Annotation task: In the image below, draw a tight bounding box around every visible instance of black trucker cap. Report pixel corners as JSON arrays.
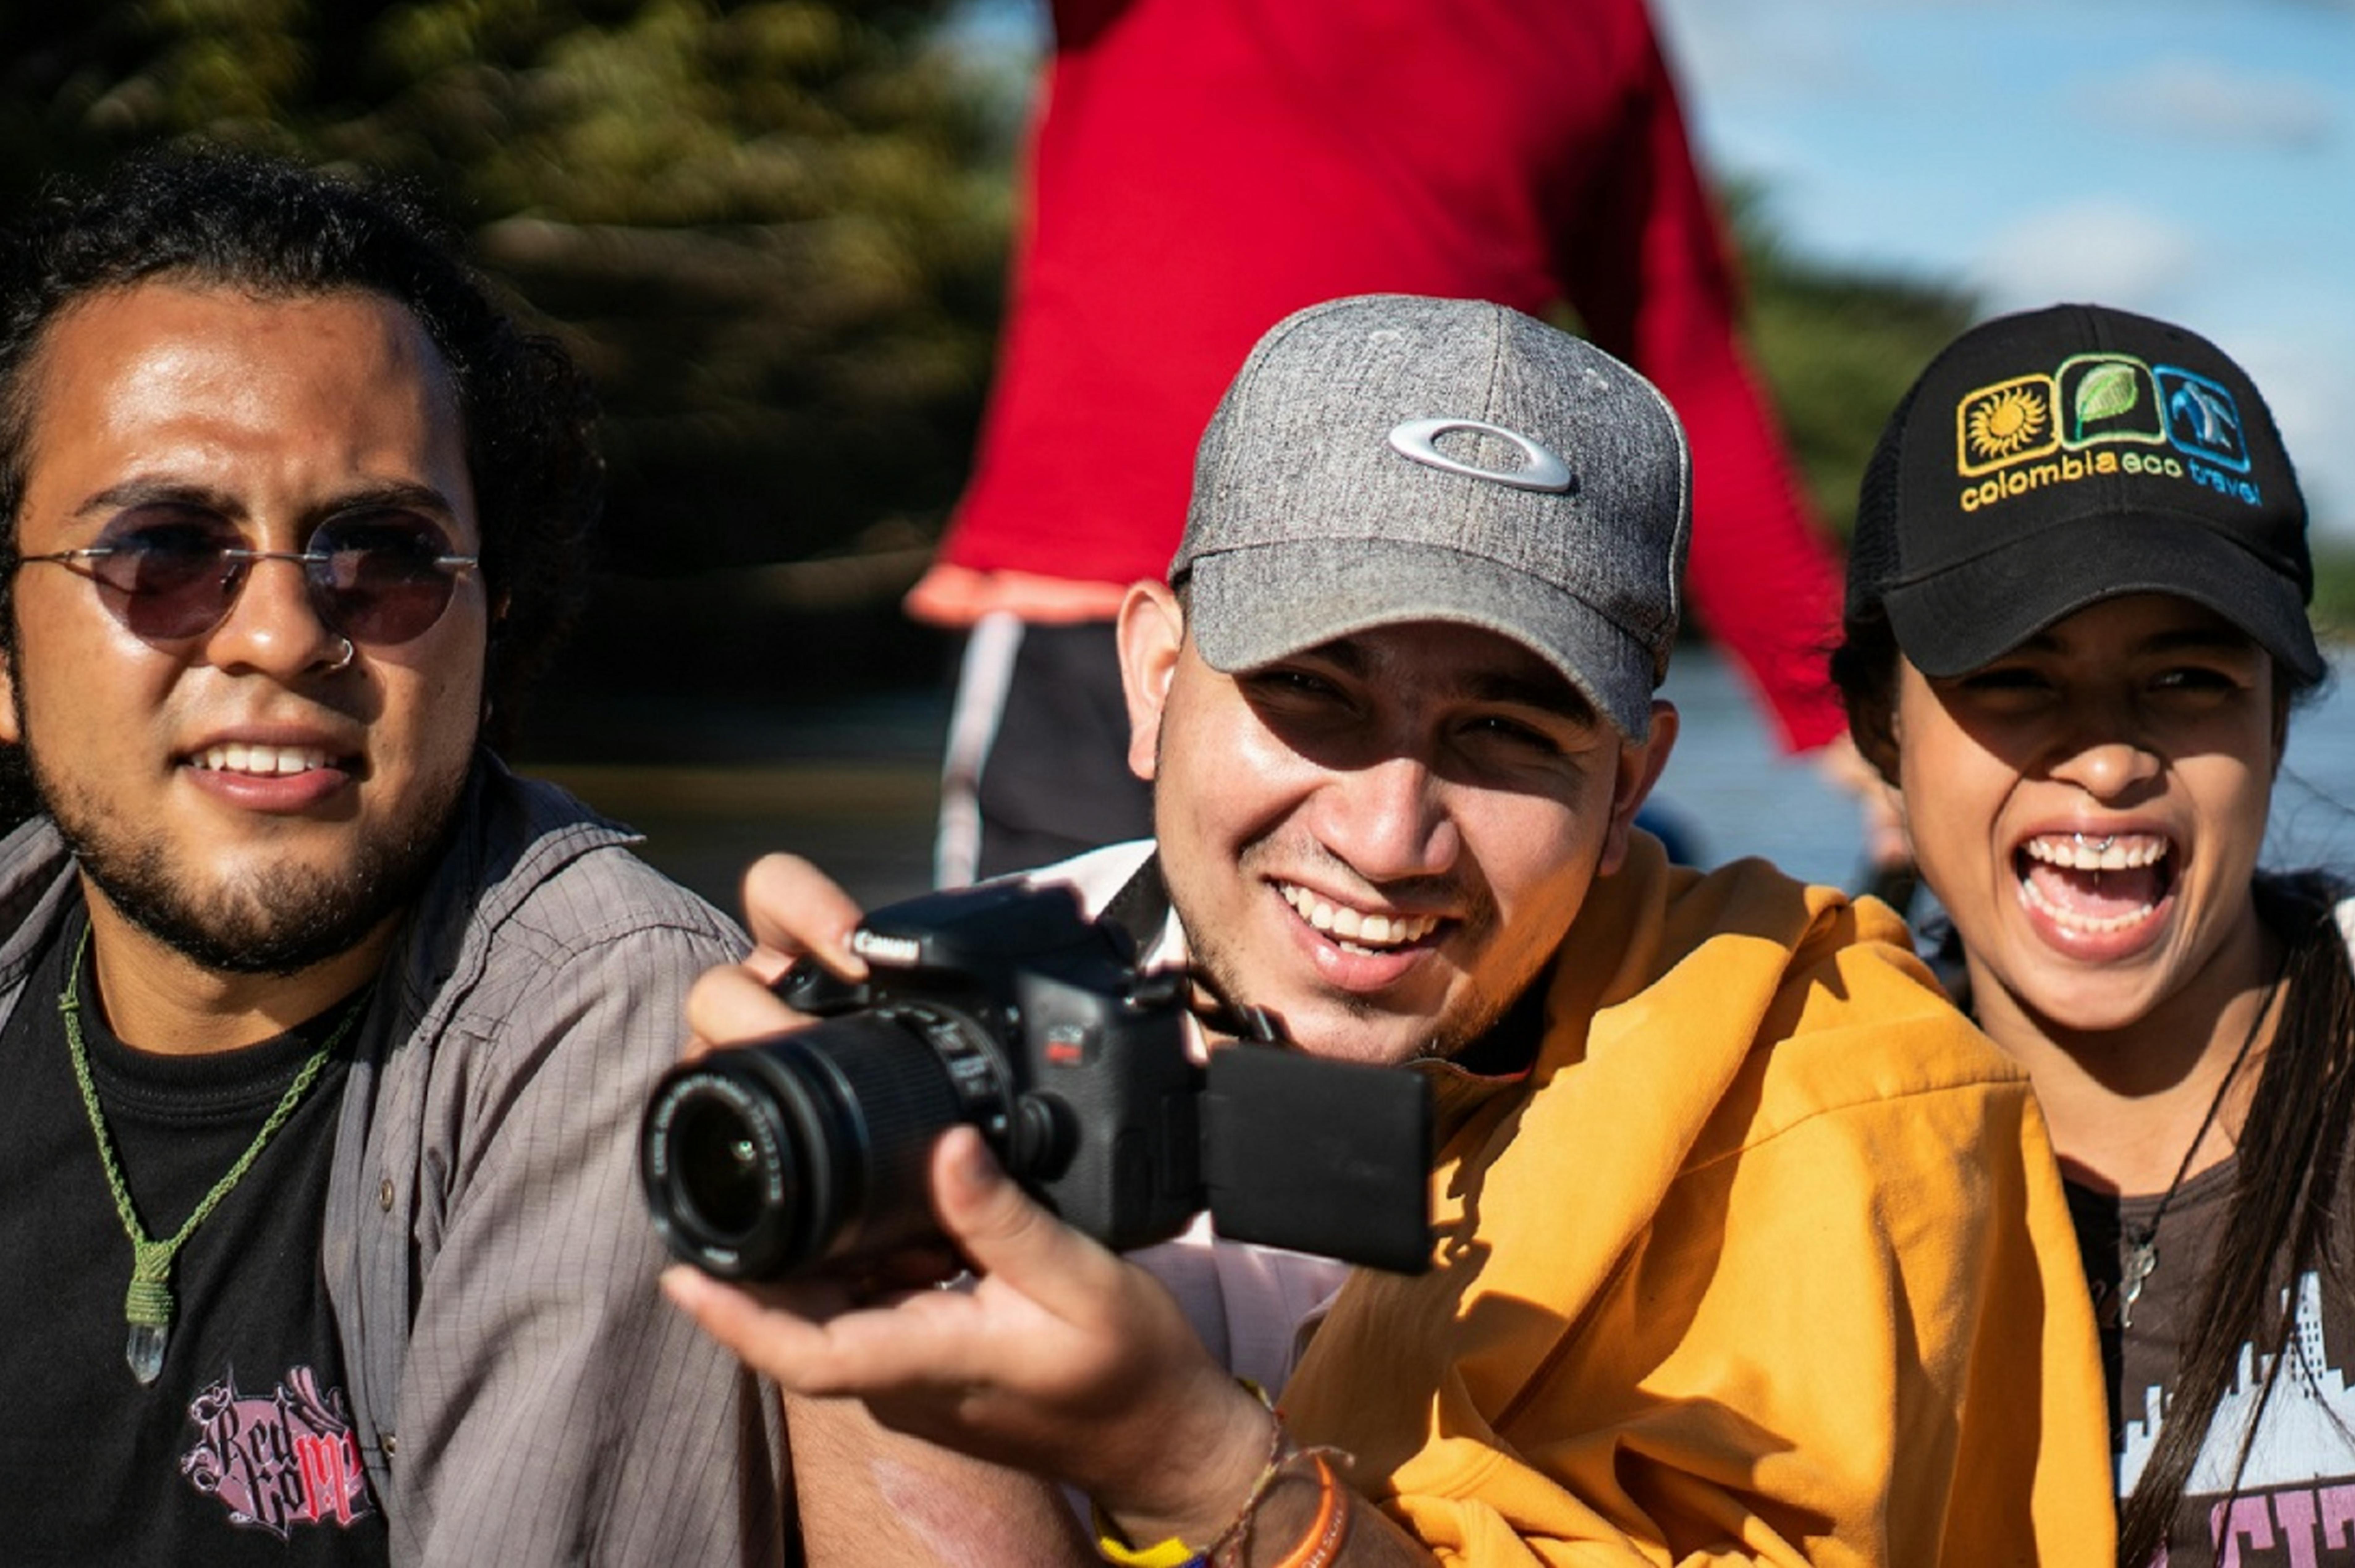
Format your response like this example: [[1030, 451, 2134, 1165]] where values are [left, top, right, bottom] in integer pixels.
[[1847, 301, 2320, 683]]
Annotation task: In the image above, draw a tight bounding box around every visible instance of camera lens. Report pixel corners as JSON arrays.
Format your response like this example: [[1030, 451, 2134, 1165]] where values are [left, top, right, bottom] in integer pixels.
[[642, 1069, 799, 1276], [641, 1009, 1004, 1279], [672, 1096, 770, 1240]]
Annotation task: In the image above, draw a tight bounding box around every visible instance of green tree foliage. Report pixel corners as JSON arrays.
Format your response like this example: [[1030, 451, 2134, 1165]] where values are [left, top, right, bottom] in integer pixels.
[[0, 0, 1011, 573], [1722, 184, 1976, 542], [8, 5, 2163, 689], [2308, 549, 2355, 642]]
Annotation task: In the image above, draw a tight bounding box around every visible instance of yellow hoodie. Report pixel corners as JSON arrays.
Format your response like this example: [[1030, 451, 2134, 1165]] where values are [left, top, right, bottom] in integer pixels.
[[1281, 838, 2112, 1565]]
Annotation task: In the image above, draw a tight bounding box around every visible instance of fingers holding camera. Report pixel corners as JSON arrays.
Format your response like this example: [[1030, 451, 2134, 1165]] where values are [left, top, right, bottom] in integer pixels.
[[924, 1125, 1112, 1316], [663, 1128, 1125, 1396], [739, 852, 869, 985], [914, 1128, 1278, 1535], [682, 853, 870, 1059], [662, 1127, 1266, 1531], [683, 963, 807, 1061]]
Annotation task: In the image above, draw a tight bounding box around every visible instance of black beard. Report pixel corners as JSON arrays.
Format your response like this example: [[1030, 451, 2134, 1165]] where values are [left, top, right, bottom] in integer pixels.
[[30, 750, 466, 978]]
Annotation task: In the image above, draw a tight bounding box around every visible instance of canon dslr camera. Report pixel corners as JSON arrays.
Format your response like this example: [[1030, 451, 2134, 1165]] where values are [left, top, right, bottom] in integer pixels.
[[641, 879, 1431, 1280]]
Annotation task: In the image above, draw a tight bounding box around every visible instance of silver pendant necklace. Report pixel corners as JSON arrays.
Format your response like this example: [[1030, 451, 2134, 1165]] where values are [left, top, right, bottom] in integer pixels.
[[2116, 964, 2283, 1330]]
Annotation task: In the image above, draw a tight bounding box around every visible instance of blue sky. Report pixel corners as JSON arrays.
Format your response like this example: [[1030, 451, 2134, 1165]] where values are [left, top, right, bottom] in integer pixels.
[[1649, 0, 2355, 536]]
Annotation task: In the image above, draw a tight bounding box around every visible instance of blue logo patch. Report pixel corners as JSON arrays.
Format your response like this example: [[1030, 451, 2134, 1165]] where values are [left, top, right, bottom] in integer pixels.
[[2158, 366, 2251, 473]]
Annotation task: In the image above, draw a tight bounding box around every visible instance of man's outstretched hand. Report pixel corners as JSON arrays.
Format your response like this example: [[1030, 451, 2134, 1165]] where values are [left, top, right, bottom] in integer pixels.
[[671, 852, 1264, 1539], [663, 1124, 1272, 1545], [669, 851, 1437, 1566]]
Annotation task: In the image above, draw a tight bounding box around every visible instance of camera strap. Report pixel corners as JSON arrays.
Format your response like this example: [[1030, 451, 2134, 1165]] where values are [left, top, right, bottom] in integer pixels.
[[1098, 853, 1284, 1046], [1097, 851, 1171, 959]]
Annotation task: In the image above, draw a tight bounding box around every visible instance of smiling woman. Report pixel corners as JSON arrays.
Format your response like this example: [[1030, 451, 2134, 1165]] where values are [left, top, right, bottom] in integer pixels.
[[1890, 597, 2281, 1042], [1832, 302, 2355, 1567]]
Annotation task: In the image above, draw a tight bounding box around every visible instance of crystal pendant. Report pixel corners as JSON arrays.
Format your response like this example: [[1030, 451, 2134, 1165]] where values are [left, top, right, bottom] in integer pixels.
[[127, 1320, 167, 1385], [2119, 1230, 2159, 1330], [125, 1258, 175, 1385]]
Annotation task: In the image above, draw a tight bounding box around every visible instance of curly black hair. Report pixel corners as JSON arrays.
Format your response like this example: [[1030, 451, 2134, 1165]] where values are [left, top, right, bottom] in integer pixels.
[[0, 143, 601, 741]]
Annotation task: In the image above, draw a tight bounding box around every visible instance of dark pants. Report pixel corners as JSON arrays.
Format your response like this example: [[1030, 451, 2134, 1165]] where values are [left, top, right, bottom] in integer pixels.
[[936, 617, 1154, 886]]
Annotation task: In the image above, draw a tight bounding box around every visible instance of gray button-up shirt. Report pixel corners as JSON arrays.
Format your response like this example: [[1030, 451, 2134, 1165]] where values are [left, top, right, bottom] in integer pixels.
[[0, 755, 788, 1564]]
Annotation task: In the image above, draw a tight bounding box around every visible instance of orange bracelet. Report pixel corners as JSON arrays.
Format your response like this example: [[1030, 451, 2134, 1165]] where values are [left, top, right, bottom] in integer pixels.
[[1214, 1452, 1349, 1568], [1268, 1456, 1348, 1568]]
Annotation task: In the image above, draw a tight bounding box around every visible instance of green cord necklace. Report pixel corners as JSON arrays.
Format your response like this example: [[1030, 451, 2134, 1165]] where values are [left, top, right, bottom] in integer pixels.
[[59, 926, 366, 1385]]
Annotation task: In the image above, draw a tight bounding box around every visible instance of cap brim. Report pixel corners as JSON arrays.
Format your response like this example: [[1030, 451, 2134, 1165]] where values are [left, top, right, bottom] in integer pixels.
[[1882, 510, 2323, 682], [1185, 539, 1658, 740]]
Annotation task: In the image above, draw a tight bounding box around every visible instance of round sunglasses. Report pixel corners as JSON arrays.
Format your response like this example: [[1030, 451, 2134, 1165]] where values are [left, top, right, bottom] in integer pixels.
[[19, 508, 479, 647]]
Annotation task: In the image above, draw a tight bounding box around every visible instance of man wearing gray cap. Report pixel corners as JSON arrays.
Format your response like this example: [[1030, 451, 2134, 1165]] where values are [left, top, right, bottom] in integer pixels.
[[672, 295, 2112, 1563]]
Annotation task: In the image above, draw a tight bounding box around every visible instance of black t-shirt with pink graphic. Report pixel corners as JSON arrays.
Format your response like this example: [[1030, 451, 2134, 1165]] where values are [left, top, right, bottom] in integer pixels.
[[0, 906, 388, 1565]]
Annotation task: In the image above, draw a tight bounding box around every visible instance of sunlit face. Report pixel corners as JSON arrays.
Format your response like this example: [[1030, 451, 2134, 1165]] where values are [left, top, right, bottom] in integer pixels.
[[0, 282, 487, 974], [1891, 594, 2280, 1046], [1119, 584, 1673, 1066]]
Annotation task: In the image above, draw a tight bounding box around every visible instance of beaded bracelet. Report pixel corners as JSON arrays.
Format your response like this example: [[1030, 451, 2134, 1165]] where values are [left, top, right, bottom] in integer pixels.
[[1098, 1444, 1354, 1568], [1213, 1452, 1349, 1568], [1093, 1390, 1291, 1568]]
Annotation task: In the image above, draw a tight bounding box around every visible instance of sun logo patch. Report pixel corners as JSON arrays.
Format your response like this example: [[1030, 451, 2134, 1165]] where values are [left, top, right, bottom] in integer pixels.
[[1957, 375, 2057, 475]]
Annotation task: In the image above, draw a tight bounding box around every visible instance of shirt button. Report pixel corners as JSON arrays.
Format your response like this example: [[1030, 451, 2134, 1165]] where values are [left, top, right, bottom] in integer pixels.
[[378, 1178, 395, 1212], [383, 1432, 398, 1457]]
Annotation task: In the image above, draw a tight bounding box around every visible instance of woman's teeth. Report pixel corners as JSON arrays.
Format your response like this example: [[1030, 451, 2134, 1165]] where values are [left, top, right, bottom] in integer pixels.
[[2022, 832, 2167, 872], [1279, 884, 1439, 950], [2016, 832, 2172, 934], [2018, 875, 2159, 933]]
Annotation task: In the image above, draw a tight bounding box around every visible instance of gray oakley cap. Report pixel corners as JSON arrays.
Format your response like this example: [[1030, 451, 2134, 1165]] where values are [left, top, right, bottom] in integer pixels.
[[1171, 294, 1692, 739]]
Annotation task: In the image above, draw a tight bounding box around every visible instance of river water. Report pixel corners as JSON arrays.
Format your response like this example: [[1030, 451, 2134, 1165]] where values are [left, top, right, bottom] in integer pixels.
[[532, 647, 2355, 918], [1653, 647, 2355, 895]]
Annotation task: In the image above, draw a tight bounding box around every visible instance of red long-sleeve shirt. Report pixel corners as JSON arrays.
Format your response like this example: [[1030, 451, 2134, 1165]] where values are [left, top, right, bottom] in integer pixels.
[[915, 0, 1845, 750]]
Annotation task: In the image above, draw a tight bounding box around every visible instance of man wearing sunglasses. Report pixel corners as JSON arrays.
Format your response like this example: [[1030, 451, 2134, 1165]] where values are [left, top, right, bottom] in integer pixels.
[[0, 150, 785, 1562]]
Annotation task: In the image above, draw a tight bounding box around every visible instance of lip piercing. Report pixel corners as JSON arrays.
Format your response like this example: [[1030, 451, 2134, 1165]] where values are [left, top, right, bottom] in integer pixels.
[[2073, 832, 2116, 853], [324, 636, 357, 674]]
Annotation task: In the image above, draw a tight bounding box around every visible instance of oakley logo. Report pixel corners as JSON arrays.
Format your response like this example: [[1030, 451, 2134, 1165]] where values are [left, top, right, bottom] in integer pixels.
[[1386, 418, 1572, 493]]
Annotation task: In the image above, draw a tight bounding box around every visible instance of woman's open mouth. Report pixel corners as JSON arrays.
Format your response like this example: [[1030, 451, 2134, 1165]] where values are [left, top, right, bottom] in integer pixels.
[[2014, 831, 2176, 936]]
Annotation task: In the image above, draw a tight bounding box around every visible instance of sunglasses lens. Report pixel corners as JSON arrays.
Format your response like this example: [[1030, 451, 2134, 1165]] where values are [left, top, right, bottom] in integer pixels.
[[88, 517, 243, 640], [309, 514, 462, 645], [70, 509, 467, 646]]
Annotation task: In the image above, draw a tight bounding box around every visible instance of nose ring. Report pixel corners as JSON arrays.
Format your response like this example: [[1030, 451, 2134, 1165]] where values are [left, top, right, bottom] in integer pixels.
[[324, 636, 357, 674]]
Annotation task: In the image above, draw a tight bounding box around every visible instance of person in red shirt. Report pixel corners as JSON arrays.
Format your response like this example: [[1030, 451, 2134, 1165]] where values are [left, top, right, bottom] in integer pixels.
[[914, 0, 1862, 885]]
